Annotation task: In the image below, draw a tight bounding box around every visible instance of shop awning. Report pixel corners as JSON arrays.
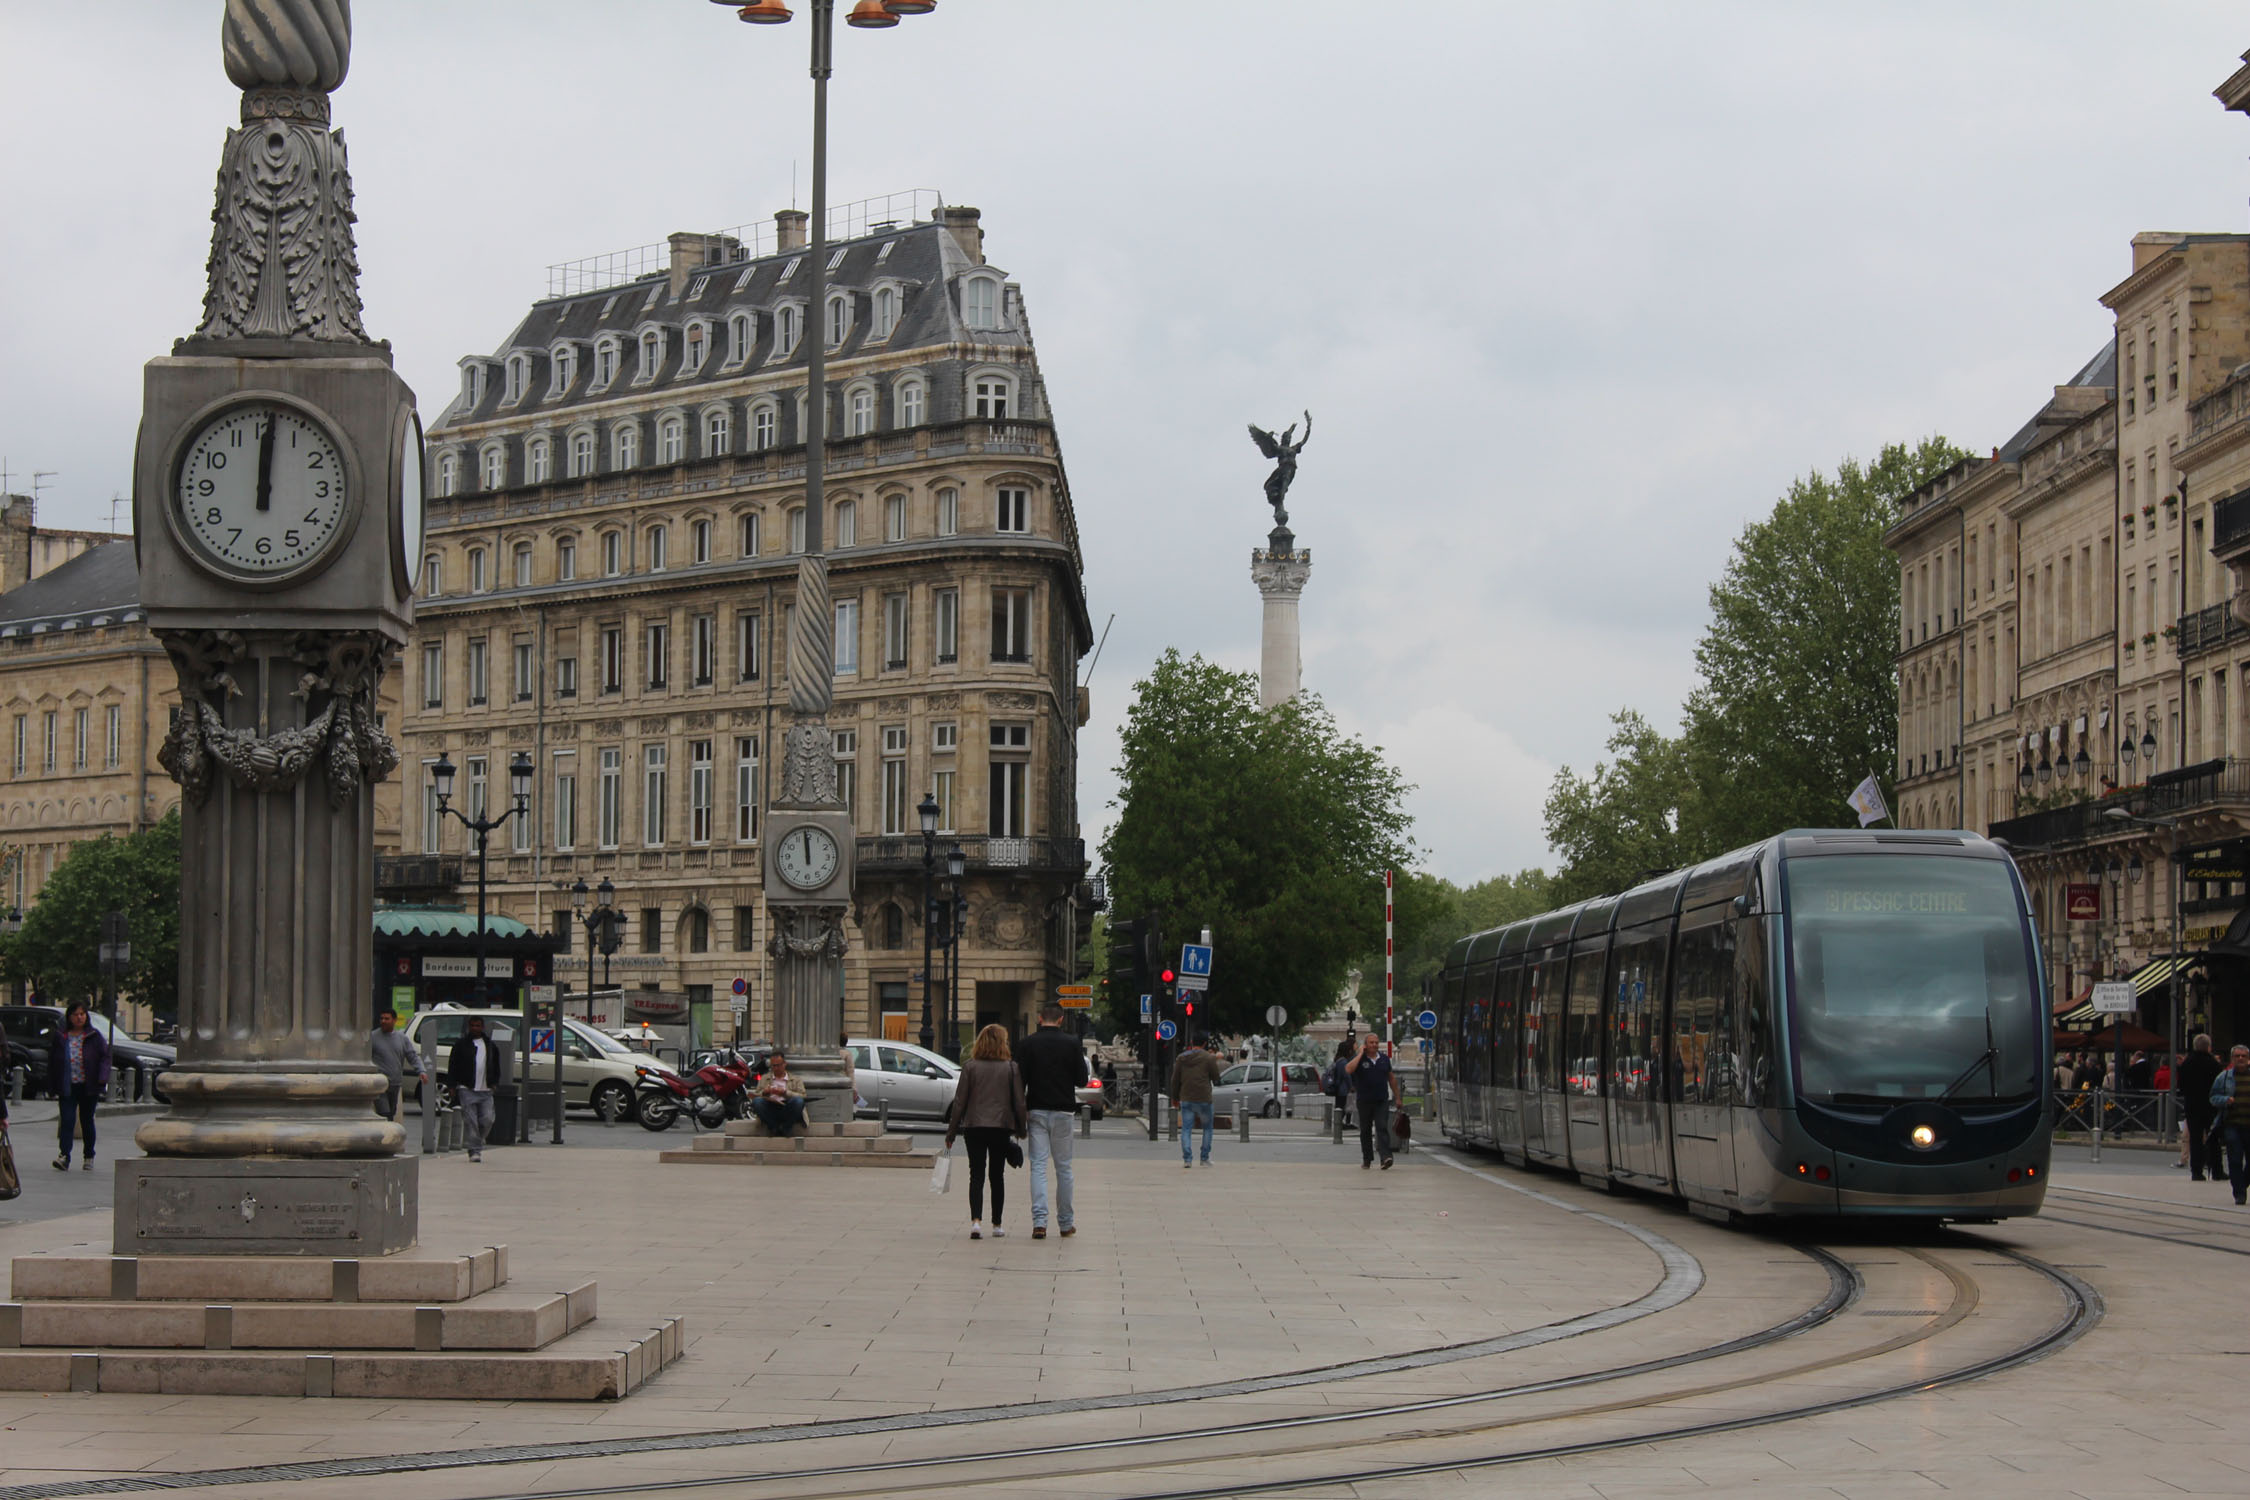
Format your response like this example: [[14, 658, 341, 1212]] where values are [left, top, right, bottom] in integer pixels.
[[2131, 955, 2194, 996], [2053, 956, 2196, 1028]]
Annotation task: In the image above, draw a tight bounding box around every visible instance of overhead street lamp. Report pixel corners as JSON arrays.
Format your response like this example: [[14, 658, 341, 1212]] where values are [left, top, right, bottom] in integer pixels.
[[433, 750, 534, 1006]]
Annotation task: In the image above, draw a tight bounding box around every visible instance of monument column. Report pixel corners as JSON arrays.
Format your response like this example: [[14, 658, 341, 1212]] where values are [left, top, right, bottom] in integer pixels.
[[1252, 528, 1312, 710]]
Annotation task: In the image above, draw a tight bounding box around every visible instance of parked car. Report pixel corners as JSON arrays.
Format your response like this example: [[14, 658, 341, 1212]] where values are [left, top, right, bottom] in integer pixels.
[[1211, 1061, 1324, 1118], [0, 1005, 174, 1101], [845, 1038, 960, 1121], [1076, 1063, 1106, 1121], [402, 1007, 650, 1123]]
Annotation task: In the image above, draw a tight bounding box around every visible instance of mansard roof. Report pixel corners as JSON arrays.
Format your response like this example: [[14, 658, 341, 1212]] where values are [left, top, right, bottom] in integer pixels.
[[434, 218, 1023, 432], [1995, 339, 2117, 464], [0, 543, 143, 634]]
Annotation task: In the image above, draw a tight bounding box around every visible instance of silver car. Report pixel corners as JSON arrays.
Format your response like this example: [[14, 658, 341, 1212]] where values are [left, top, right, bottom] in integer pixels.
[[847, 1038, 960, 1121], [1211, 1061, 1325, 1118]]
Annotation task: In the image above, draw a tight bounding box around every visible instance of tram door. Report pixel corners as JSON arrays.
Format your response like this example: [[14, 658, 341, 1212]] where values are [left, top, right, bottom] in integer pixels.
[[1522, 946, 1569, 1166], [1564, 930, 1611, 1178], [1458, 962, 1491, 1147], [1435, 967, 1467, 1142], [1668, 907, 1739, 1208], [1605, 920, 1670, 1188], [1489, 961, 1524, 1158]]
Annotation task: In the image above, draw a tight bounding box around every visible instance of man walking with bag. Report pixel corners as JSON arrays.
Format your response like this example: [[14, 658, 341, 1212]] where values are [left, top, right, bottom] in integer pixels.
[[1017, 1003, 1088, 1239], [1344, 1031, 1401, 1170], [1168, 1032, 1225, 1169]]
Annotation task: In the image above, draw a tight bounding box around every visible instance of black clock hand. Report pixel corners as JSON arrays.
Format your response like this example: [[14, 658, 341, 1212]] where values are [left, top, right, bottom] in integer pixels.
[[255, 417, 276, 512]]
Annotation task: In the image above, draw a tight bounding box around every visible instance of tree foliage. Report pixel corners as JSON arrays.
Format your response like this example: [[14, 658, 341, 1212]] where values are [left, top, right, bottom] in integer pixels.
[[1103, 650, 1415, 1038], [1543, 438, 1967, 898], [0, 811, 181, 1017]]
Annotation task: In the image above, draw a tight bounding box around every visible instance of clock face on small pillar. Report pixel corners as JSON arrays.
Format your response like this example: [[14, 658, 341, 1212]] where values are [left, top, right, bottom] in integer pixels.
[[775, 824, 842, 891], [172, 401, 351, 581]]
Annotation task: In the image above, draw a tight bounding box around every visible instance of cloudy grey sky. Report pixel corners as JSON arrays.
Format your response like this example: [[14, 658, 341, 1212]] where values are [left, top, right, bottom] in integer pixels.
[[3, 2, 2246, 883]]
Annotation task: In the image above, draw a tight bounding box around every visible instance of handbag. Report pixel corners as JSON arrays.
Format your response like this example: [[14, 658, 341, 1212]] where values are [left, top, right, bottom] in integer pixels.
[[929, 1148, 953, 1195], [1392, 1109, 1412, 1143], [1005, 1138, 1024, 1169], [0, 1127, 20, 1202]]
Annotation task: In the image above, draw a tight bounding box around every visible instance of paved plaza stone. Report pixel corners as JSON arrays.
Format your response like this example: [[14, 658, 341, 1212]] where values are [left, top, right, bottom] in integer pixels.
[[0, 1128, 2244, 1497]]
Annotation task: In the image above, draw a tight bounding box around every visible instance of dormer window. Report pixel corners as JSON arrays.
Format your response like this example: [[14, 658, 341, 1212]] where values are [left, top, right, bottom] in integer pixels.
[[550, 344, 578, 395], [705, 407, 731, 456], [750, 401, 777, 452], [569, 429, 595, 477], [460, 365, 484, 409], [504, 355, 529, 404], [593, 338, 621, 389], [972, 373, 1012, 420], [846, 384, 875, 437], [963, 275, 1000, 331], [613, 422, 640, 470], [777, 305, 802, 357], [727, 312, 754, 365], [438, 451, 461, 497], [873, 286, 899, 339], [685, 323, 708, 371], [896, 377, 925, 428], [659, 416, 685, 465], [637, 330, 663, 382], [480, 443, 506, 491], [528, 436, 552, 484], [826, 293, 852, 348]]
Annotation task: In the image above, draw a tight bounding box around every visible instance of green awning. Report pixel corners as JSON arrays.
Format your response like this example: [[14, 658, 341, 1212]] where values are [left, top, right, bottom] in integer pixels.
[[373, 905, 535, 940]]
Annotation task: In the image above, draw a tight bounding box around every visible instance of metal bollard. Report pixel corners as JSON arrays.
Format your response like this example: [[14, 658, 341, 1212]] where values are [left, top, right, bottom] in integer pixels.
[[1236, 1109, 1250, 1143], [2090, 1087, 2104, 1164], [878, 1097, 890, 1132], [422, 1089, 438, 1154], [1166, 1104, 1178, 1142], [1331, 1104, 1344, 1145], [1079, 1106, 1092, 1138]]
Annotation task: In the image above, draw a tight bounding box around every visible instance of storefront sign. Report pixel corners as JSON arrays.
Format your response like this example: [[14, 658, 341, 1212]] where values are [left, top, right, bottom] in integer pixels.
[[2065, 884, 2101, 921], [421, 956, 514, 979]]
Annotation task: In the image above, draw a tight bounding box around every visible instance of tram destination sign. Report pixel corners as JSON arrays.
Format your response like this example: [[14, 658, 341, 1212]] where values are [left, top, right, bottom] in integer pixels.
[[2091, 981, 2136, 1014]]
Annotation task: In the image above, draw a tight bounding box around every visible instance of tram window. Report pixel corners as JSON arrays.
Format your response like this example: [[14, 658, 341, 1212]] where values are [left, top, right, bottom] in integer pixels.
[[1491, 963, 1522, 1089], [1462, 963, 1493, 1093], [1610, 925, 1668, 1102], [1673, 917, 1736, 1104], [1567, 940, 1607, 1097]]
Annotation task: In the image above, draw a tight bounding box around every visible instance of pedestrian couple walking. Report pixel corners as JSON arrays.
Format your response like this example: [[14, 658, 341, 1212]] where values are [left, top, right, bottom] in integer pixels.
[[945, 1005, 1088, 1240]]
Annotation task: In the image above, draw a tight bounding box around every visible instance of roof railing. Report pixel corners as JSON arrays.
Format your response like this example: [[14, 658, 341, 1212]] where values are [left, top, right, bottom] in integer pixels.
[[545, 189, 945, 300]]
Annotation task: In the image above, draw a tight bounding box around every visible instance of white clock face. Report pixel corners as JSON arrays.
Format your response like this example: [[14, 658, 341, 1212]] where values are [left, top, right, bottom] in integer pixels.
[[174, 404, 349, 579], [775, 825, 841, 890]]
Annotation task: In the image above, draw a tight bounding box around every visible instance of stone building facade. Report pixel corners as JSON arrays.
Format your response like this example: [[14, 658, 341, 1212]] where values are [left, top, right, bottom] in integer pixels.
[[412, 202, 1093, 1048]]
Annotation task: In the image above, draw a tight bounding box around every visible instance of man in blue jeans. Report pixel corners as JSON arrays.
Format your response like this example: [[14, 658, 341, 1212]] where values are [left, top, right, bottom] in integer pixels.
[[1015, 1003, 1089, 1238], [1168, 1032, 1226, 1168]]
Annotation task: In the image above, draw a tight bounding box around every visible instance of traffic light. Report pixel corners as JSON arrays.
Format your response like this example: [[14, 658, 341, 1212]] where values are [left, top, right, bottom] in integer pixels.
[[1108, 914, 1160, 1004]]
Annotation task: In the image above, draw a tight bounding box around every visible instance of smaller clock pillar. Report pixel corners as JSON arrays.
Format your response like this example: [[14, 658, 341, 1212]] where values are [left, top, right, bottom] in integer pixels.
[[764, 723, 858, 1124]]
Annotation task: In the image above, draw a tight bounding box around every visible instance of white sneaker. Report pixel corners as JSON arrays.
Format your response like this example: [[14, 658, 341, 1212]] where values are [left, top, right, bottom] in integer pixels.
[[970, 1221, 982, 1240], [992, 1225, 1006, 1238]]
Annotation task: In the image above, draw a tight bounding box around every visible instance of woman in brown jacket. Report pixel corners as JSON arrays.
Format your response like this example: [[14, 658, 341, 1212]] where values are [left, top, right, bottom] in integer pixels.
[[945, 1024, 1028, 1239]]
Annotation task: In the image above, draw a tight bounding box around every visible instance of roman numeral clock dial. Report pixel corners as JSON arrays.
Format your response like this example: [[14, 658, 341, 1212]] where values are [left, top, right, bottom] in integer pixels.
[[173, 403, 350, 580]]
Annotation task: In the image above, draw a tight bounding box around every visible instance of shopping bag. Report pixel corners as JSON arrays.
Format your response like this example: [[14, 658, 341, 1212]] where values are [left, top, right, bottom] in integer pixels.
[[0, 1129, 20, 1201], [1392, 1110, 1412, 1143], [929, 1148, 953, 1195]]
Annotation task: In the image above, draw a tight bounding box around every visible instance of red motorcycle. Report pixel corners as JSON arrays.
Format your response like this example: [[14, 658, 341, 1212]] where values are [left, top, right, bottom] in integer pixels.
[[687, 1048, 759, 1129], [633, 1062, 695, 1132]]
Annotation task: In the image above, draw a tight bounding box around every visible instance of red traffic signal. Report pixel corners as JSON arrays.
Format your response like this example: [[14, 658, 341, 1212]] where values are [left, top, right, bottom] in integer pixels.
[[1183, 999, 1195, 1016], [1160, 968, 1175, 984]]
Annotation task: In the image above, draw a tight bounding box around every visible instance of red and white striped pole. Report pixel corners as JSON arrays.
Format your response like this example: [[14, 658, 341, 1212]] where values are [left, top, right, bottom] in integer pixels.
[[1384, 868, 1394, 1058]]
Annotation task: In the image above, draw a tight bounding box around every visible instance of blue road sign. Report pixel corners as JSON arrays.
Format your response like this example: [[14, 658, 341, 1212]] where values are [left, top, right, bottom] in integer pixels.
[[1416, 1009, 1438, 1032], [1179, 944, 1214, 978], [1140, 994, 1153, 1021], [529, 1027, 556, 1055], [1156, 1019, 1177, 1042], [731, 977, 749, 996]]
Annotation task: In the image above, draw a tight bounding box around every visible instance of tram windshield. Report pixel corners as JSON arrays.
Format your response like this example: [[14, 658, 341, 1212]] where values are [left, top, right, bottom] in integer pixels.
[[1784, 855, 2039, 1108]]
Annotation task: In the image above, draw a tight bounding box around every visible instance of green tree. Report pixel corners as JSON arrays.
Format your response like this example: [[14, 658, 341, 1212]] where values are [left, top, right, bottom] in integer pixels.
[[0, 811, 182, 1018], [1543, 709, 1696, 903], [1679, 436, 1965, 851], [1103, 650, 1415, 1038]]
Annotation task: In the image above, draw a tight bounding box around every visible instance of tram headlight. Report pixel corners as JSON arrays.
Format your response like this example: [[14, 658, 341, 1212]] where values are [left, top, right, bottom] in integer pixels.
[[1908, 1123, 1940, 1151]]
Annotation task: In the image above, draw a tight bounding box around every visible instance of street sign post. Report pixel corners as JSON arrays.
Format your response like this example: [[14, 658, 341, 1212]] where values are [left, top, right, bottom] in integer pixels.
[[1057, 984, 1094, 1010], [1156, 1020, 1177, 1042], [1265, 1004, 1288, 1028], [1140, 994, 1153, 1021], [2091, 981, 2135, 1015], [1416, 1009, 1437, 1032], [1177, 943, 1213, 992]]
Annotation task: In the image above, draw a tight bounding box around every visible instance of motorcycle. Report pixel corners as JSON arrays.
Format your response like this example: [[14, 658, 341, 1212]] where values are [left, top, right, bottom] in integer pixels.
[[633, 1063, 695, 1132], [687, 1048, 759, 1129]]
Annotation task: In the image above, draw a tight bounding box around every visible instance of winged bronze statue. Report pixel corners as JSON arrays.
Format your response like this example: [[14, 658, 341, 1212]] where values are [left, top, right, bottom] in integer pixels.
[[1248, 411, 1312, 527]]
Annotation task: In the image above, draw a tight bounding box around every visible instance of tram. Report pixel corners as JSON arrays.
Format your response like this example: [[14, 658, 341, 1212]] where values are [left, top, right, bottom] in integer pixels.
[[1433, 829, 2050, 1219]]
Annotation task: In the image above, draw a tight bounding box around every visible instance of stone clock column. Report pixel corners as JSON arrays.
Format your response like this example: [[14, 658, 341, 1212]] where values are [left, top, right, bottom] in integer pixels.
[[122, 0, 423, 1255], [1251, 523, 1312, 710]]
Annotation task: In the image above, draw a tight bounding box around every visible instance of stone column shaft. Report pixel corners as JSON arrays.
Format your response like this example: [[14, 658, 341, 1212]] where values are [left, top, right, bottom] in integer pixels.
[[1251, 536, 1313, 711]]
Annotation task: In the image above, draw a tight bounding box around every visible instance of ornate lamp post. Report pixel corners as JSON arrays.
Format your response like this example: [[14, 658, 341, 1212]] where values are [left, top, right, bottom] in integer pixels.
[[569, 875, 621, 998], [943, 843, 965, 1060], [710, 0, 940, 1119], [432, 751, 533, 1005], [917, 793, 940, 1053]]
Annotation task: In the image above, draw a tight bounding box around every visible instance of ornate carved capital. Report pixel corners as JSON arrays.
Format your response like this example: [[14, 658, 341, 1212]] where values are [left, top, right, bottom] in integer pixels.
[[1250, 551, 1314, 598], [766, 906, 848, 962], [776, 720, 839, 807], [156, 629, 398, 808]]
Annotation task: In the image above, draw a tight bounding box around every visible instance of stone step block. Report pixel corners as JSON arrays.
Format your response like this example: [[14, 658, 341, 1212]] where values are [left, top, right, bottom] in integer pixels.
[[688, 1132, 914, 1154], [0, 1313, 683, 1400], [659, 1146, 935, 1168], [9, 1247, 508, 1305], [719, 1118, 885, 1139], [0, 1281, 595, 1353]]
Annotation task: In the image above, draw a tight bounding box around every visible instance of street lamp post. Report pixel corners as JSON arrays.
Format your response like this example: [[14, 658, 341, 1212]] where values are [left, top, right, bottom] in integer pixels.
[[433, 751, 534, 1006], [917, 793, 939, 1053], [2103, 803, 2187, 1130], [572, 876, 620, 997], [943, 843, 964, 1060]]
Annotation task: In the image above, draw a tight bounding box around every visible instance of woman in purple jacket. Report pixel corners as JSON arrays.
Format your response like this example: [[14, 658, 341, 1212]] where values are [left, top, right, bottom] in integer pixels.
[[47, 1002, 110, 1171]]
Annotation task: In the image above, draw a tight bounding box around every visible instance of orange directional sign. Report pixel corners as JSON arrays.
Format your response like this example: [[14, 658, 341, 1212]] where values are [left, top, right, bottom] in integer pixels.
[[1056, 984, 1094, 1009]]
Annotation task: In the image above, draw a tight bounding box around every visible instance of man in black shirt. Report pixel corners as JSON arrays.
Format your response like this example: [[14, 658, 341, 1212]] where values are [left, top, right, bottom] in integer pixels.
[[2179, 1034, 2225, 1182], [1016, 1003, 1089, 1239]]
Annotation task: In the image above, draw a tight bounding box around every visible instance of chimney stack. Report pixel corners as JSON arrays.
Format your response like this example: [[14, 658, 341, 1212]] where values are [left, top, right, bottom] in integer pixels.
[[775, 209, 809, 252], [941, 205, 984, 265]]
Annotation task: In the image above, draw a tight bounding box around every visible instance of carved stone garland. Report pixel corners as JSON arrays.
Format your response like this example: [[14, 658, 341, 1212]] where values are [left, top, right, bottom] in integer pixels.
[[157, 628, 399, 806]]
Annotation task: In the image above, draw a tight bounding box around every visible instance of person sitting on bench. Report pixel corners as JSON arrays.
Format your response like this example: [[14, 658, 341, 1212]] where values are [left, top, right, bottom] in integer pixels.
[[753, 1049, 808, 1136]]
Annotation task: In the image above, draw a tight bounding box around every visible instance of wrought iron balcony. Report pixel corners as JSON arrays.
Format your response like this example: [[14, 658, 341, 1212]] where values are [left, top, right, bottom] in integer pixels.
[[376, 854, 464, 893], [1989, 757, 2250, 853], [855, 834, 1086, 876], [2177, 601, 2250, 660]]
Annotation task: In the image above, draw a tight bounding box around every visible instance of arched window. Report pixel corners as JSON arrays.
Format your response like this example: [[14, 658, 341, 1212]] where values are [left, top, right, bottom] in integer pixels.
[[647, 525, 668, 572], [787, 507, 806, 554], [480, 444, 506, 491], [873, 286, 899, 338], [504, 354, 528, 404], [593, 337, 621, 389], [684, 323, 707, 371], [467, 549, 487, 593], [963, 275, 1000, 330], [896, 378, 925, 428], [705, 408, 731, 456], [834, 500, 857, 549], [638, 330, 663, 381], [826, 294, 851, 348], [686, 907, 710, 954], [438, 451, 461, 497], [727, 312, 754, 365], [550, 344, 578, 396], [936, 486, 959, 537], [777, 305, 801, 356], [569, 429, 595, 477], [513, 542, 534, 588], [691, 518, 712, 565], [601, 530, 624, 577], [613, 422, 640, 470], [739, 511, 761, 556], [972, 374, 1011, 420], [846, 384, 875, 436], [750, 402, 777, 451], [527, 436, 552, 484], [885, 494, 906, 542], [659, 416, 685, 465], [423, 554, 443, 596]]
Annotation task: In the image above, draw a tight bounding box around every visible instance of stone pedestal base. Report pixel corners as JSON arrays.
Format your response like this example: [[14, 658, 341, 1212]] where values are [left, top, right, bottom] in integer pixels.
[[116, 1157, 417, 1258]]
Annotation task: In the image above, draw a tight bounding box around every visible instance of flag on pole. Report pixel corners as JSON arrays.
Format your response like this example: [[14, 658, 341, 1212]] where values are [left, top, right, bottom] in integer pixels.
[[1847, 774, 1889, 828]]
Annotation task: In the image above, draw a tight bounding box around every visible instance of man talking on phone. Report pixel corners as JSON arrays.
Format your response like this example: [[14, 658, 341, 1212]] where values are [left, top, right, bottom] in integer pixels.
[[1344, 1031, 1401, 1170]]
